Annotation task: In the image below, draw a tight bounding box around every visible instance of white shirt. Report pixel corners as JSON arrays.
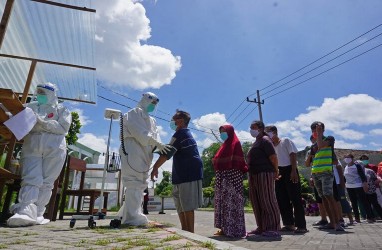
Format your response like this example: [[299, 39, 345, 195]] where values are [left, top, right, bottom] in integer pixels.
[[274, 137, 298, 167], [344, 164, 364, 188]]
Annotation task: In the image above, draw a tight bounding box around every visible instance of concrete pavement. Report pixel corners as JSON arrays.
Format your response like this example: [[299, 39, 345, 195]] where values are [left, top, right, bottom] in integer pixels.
[[1, 211, 382, 249], [148, 210, 382, 250]]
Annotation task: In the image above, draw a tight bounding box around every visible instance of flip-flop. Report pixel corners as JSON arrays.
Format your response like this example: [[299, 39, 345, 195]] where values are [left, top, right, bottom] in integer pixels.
[[214, 230, 225, 236], [294, 228, 309, 234], [318, 224, 334, 230], [261, 231, 281, 238], [246, 228, 262, 236], [280, 226, 295, 232]]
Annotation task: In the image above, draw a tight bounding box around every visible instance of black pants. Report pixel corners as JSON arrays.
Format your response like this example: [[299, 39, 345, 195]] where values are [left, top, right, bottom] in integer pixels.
[[275, 166, 306, 228], [366, 192, 382, 218], [347, 187, 374, 220]]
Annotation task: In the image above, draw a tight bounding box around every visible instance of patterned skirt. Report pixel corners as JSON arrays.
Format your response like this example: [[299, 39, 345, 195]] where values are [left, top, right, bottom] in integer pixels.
[[214, 169, 246, 237]]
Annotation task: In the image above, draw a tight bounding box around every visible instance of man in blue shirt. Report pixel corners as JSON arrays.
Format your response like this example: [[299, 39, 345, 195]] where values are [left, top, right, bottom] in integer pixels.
[[151, 110, 203, 233]]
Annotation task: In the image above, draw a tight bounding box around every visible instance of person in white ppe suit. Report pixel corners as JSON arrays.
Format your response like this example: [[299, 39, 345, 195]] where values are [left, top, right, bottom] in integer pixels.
[[7, 83, 71, 227], [118, 92, 171, 226]]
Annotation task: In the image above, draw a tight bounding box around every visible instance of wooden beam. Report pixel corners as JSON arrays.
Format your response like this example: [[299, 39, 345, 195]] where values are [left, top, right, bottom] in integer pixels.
[[31, 0, 96, 13], [0, 53, 96, 71], [0, 0, 15, 49], [21, 60, 37, 104]]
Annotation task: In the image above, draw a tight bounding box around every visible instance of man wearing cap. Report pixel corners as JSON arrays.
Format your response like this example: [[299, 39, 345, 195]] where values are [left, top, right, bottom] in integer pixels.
[[118, 92, 171, 226], [7, 82, 71, 227]]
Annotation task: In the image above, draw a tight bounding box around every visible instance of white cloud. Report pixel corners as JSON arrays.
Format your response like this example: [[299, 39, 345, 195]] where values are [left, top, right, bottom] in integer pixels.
[[370, 129, 382, 136], [192, 112, 228, 132], [157, 125, 168, 138], [196, 137, 215, 150], [235, 130, 254, 143], [70, 108, 91, 126], [270, 94, 382, 150], [94, 0, 181, 90], [78, 133, 110, 164]]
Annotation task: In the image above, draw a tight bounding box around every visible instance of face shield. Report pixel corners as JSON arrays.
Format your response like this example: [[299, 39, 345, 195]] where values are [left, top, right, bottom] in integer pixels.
[[35, 83, 58, 105], [138, 92, 159, 113]]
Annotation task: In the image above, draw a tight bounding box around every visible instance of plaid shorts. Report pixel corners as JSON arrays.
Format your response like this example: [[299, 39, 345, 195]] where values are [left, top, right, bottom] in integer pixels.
[[312, 171, 334, 197]]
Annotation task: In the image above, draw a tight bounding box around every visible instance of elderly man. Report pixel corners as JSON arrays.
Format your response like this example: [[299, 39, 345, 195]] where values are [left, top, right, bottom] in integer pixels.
[[7, 83, 71, 227], [118, 92, 171, 226]]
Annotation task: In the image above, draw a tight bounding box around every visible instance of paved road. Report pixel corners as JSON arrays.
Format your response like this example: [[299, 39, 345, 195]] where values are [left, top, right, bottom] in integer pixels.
[[148, 210, 382, 250]]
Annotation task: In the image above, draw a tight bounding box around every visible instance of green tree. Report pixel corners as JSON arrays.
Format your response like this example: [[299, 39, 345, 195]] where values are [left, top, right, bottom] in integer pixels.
[[155, 171, 173, 197], [201, 142, 221, 187], [66, 111, 81, 145]]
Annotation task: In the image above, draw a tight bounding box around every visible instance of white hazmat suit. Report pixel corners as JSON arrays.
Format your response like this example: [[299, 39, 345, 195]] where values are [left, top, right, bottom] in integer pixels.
[[7, 83, 71, 227], [118, 92, 170, 225]]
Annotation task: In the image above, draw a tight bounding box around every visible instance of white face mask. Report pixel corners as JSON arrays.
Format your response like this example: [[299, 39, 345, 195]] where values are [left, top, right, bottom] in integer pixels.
[[344, 158, 352, 164], [267, 132, 274, 139], [250, 129, 260, 138]]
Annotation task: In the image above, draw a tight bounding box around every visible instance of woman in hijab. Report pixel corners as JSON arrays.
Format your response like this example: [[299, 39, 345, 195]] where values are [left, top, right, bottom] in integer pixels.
[[213, 124, 248, 238]]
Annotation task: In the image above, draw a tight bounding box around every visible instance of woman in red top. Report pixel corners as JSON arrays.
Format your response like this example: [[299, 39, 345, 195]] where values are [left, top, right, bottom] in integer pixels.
[[213, 124, 248, 238]]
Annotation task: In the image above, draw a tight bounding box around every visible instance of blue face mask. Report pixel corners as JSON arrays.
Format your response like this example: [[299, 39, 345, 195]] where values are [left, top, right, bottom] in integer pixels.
[[170, 121, 177, 130], [146, 103, 156, 113], [220, 132, 228, 141], [37, 95, 48, 105], [362, 160, 369, 165]]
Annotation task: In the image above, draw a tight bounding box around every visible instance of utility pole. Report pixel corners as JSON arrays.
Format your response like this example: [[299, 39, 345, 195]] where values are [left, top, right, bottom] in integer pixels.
[[246, 90, 264, 122]]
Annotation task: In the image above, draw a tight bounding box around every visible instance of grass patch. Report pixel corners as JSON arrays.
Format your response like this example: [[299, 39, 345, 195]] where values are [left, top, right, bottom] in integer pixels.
[[146, 227, 161, 233], [160, 234, 182, 243], [163, 247, 175, 250], [94, 238, 111, 246], [125, 237, 153, 248], [201, 241, 216, 250], [11, 239, 31, 245], [22, 232, 39, 236], [74, 239, 88, 247], [0, 244, 7, 249]]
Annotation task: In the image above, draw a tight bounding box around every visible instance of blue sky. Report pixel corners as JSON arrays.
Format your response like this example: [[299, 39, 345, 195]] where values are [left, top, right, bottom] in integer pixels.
[[66, 0, 382, 176]]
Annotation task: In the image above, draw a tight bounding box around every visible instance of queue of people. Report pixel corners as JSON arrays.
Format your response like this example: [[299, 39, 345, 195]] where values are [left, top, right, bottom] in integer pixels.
[[6, 87, 382, 244]]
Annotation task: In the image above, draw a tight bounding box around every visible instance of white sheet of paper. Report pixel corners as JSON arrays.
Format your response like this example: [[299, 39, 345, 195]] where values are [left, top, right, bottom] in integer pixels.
[[4, 107, 37, 140]]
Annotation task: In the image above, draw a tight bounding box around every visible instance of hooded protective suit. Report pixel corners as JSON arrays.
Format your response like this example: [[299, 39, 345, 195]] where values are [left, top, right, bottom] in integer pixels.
[[117, 92, 169, 225], [7, 83, 71, 227]]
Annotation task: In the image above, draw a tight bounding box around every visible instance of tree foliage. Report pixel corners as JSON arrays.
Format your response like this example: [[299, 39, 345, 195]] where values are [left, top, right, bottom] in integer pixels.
[[201, 142, 221, 187], [155, 171, 173, 197], [66, 111, 81, 145]]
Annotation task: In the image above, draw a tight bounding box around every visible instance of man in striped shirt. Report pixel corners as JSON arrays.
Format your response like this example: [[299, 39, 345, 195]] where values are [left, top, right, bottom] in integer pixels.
[[308, 121, 344, 231]]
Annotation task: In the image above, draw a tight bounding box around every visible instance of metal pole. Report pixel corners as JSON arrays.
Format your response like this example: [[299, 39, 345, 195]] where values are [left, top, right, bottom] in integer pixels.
[[98, 116, 113, 215]]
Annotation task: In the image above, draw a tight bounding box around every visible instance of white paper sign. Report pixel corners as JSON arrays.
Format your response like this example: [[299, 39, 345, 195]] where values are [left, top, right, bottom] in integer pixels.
[[4, 107, 37, 140]]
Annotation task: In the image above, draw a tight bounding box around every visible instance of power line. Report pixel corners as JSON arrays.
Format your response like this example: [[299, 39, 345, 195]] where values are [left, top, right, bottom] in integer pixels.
[[98, 95, 215, 136], [230, 103, 251, 124], [226, 98, 247, 121], [235, 106, 258, 128], [250, 23, 382, 95], [264, 42, 382, 100], [262, 31, 382, 98]]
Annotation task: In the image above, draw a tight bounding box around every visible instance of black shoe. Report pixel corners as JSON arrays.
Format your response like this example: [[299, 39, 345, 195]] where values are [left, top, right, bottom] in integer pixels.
[[312, 220, 328, 226], [143, 211, 149, 215]]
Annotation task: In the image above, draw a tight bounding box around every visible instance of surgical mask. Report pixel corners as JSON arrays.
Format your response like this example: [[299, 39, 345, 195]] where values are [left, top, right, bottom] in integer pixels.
[[344, 158, 352, 164], [267, 132, 274, 139], [170, 121, 177, 131], [146, 103, 156, 113], [362, 160, 369, 165], [250, 129, 260, 138], [220, 132, 228, 141], [37, 95, 48, 105]]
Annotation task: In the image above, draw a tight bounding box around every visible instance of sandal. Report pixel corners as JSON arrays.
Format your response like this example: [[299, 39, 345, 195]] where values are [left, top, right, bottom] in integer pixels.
[[247, 228, 262, 236], [280, 226, 295, 232], [318, 224, 334, 230], [294, 228, 309, 234], [214, 230, 224, 236], [261, 231, 281, 237]]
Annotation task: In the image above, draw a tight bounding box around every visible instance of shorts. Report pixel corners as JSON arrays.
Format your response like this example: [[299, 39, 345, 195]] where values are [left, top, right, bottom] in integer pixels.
[[314, 178, 339, 203], [173, 179, 203, 213], [312, 171, 334, 197]]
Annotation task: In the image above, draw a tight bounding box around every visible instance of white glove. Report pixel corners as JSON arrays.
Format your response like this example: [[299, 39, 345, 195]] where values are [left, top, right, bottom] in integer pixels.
[[149, 137, 172, 154]]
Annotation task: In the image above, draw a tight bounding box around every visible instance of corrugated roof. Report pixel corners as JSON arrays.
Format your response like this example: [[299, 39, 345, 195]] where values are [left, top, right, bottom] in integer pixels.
[[0, 0, 96, 103]]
